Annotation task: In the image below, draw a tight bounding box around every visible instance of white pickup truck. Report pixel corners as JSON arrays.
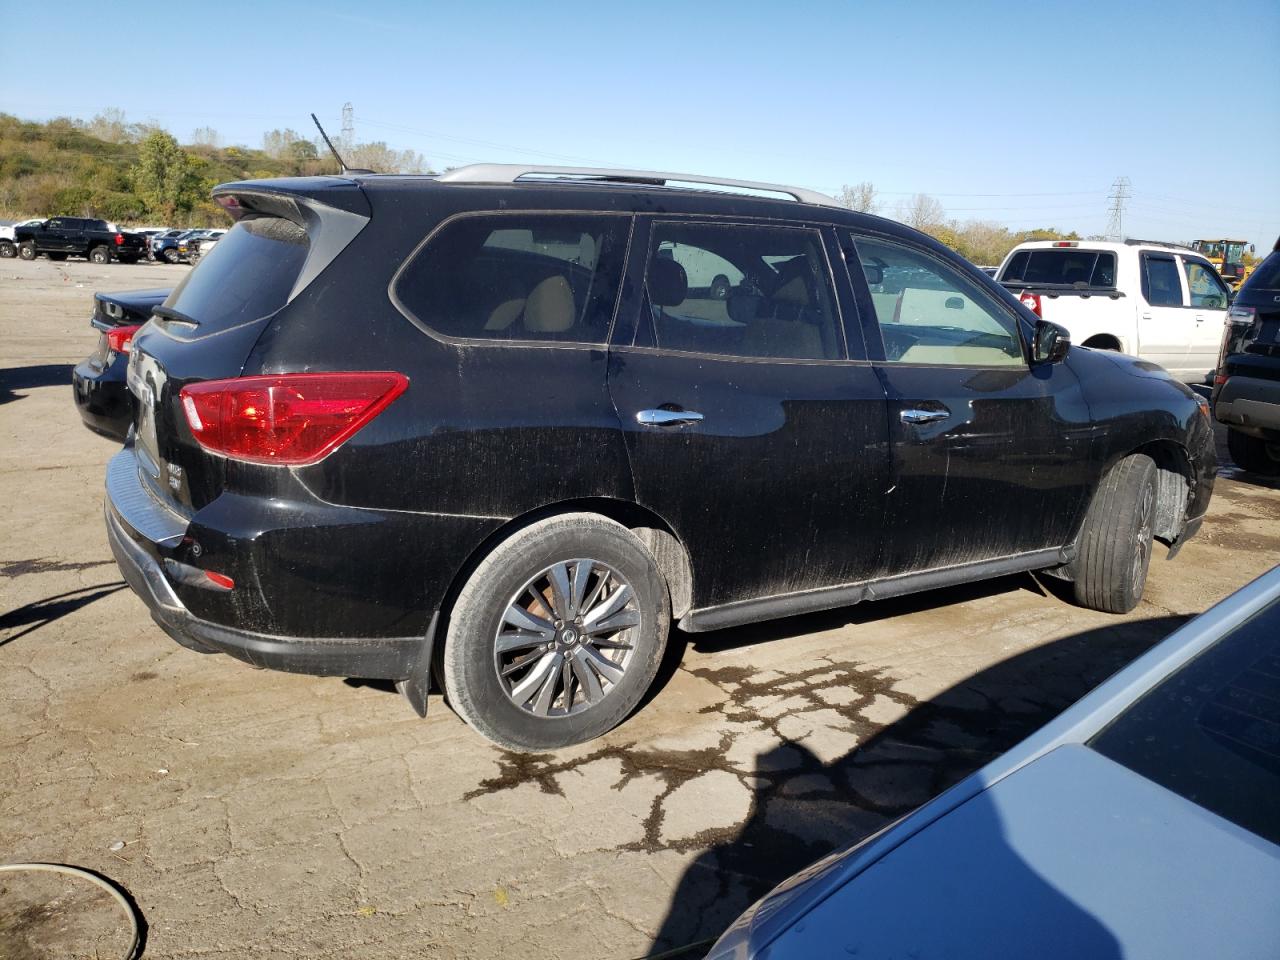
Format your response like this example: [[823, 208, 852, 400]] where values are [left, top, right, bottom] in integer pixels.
[[995, 239, 1231, 383]]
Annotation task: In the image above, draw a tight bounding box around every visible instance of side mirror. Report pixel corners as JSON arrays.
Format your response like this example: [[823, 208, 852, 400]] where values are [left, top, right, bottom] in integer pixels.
[[1032, 319, 1070, 364]]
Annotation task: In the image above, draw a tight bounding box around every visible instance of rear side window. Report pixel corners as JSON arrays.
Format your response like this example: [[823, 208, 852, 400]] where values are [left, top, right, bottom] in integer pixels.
[[1090, 598, 1280, 845], [1142, 254, 1184, 307], [1244, 251, 1280, 291], [1000, 248, 1117, 287], [394, 214, 630, 345], [163, 217, 309, 333], [639, 221, 842, 360]]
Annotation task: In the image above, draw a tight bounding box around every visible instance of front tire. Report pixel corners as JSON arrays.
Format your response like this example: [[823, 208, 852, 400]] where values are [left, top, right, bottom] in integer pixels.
[[1227, 429, 1280, 476], [89, 246, 110, 264], [442, 514, 670, 751], [162, 248, 180, 264], [1070, 453, 1157, 614], [0, 240, 16, 258]]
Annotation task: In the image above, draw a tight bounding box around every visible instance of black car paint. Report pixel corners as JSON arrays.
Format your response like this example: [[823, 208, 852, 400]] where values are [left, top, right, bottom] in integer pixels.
[[106, 175, 1215, 697], [72, 288, 171, 440], [1213, 247, 1280, 439]]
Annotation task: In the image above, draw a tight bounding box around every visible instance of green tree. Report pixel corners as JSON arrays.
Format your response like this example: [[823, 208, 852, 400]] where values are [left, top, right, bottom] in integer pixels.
[[132, 131, 202, 220]]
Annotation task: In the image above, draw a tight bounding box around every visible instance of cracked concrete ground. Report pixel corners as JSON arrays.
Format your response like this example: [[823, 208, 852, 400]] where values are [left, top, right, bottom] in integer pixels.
[[3, 257, 1279, 959]]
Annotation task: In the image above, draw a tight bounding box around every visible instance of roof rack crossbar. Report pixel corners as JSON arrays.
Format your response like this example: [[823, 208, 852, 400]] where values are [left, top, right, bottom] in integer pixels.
[[435, 164, 839, 208]]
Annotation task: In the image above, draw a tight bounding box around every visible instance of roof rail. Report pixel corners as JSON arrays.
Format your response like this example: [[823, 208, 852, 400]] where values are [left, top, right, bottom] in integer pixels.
[[1123, 238, 1194, 251], [435, 163, 840, 208]]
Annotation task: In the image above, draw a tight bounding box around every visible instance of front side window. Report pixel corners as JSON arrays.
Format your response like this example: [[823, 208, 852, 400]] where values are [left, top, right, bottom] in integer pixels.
[[853, 235, 1024, 366], [640, 222, 841, 360], [394, 214, 630, 345], [1183, 259, 1230, 309], [1142, 254, 1184, 307]]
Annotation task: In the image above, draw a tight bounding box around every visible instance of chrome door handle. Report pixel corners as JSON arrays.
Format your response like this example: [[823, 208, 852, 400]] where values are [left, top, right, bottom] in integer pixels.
[[900, 408, 949, 425], [636, 408, 704, 427]]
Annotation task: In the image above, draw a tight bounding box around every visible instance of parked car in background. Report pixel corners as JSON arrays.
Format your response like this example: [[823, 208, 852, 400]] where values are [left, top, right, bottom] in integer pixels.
[[14, 217, 147, 264], [180, 228, 225, 263], [73, 287, 171, 440], [708, 564, 1280, 960], [106, 164, 1213, 753], [0, 218, 45, 258], [996, 239, 1231, 383], [151, 229, 195, 263], [1213, 237, 1280, 474]]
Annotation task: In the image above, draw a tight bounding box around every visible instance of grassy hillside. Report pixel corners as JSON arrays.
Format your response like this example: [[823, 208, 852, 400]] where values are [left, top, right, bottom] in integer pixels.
[[0, 113, 333, 227]]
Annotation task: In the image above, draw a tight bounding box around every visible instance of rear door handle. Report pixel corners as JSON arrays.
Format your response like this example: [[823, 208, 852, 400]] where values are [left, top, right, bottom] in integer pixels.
[[636, 408, 704, 427], [900, 407, 949, 425]]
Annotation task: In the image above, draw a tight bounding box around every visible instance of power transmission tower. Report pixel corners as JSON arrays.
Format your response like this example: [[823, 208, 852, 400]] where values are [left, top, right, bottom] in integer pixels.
[[341, 102, 355, 151], [1105, 176, 1130, 240]]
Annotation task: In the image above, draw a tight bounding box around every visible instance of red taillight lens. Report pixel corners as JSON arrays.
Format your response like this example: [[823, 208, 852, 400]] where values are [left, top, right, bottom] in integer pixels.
[[180, 372, 408, 466], [1019, 291, 1042, 317], [115, 233, 124, 245], [106, 324, 142, 354]]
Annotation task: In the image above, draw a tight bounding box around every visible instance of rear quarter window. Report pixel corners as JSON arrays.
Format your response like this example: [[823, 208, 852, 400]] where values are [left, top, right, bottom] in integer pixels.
[[162, 217, 309, 334], [392, 213, 631, 345]]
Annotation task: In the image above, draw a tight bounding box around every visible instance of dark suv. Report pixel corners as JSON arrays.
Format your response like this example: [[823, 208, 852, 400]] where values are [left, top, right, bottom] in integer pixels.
[[1213, 238, 1280, 473], [105, 165, 1215, 751]]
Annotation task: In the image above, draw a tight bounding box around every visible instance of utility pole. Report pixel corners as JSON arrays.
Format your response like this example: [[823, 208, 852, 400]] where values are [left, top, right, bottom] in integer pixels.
[[341, 102, 355, 152], [1105, 176, 1130, 240]]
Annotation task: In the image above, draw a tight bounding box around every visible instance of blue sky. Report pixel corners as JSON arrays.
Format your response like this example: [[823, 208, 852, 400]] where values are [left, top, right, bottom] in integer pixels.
[[4, 0, 1277, 248]]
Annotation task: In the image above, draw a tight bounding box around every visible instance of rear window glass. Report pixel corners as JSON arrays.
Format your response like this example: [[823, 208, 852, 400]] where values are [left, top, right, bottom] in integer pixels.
[[393, 214, 630, 345], [163, 217, 308, 333], [1244, 251, 1280, 291], [1000, 249, 1116, 287], [1090, 598, 1280, 845]]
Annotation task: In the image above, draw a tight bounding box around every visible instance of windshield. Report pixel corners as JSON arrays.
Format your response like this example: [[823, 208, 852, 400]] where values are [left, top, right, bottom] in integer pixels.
[[1225, 242, 1245, 263], [163, 217, 309, 334], [1090, 597, 1280, 845]]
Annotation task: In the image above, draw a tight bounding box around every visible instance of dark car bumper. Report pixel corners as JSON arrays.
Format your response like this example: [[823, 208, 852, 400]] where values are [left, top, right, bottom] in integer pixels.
[[72, 356, 133, 441], [104, 448, 426, 679], [1215, 374, 1280, 436]]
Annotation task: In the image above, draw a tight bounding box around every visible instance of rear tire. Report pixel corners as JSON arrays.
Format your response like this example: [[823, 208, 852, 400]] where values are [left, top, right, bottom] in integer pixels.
[[1227, 429, 1280, 475], [442, 514, 669, 752], [162, 248, 180, 264], [89, 246, 110, 264], [1070, 453, 1157, 614], [18, 242, 36, 260]]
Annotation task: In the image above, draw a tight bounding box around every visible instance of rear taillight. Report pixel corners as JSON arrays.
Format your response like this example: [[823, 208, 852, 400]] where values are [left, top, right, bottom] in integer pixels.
[[1019, 291, 1042, 317], [114, 233, 124, 246], [106, 324, 142, 354], [1217, 304, 1257, 378], [179, 372, 408, 466]]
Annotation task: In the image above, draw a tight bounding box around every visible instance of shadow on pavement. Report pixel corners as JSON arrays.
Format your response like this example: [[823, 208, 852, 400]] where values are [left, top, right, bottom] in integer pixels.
[[646, 613, 1187, 957], [0, 364, 74, 405], [0, 582, 126, 647]]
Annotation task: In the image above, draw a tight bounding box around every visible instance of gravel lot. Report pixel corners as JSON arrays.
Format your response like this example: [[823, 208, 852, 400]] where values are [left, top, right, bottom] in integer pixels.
[[3, 257, 1279, 959]]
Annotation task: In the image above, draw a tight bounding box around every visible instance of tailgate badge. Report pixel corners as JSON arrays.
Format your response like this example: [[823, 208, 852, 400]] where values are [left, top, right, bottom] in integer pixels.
[[167, 462, 182, 491]]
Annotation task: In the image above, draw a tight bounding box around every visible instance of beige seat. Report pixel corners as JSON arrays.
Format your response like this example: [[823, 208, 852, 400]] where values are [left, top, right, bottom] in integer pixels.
[[482, 275, 576, 334], [898, 343, 1022, 366], [523, 275, 575, 333]]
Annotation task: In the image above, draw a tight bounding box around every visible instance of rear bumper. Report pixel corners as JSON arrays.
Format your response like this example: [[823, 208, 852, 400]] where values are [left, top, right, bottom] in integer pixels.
[[1215, 375, 1280, 434], [72, 357, 132, 441], [104, 450, 423, 679]]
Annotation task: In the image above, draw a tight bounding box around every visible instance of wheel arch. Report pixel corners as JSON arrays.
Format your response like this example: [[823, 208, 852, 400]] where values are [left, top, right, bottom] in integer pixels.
[[1081, 332, 1124, 352]]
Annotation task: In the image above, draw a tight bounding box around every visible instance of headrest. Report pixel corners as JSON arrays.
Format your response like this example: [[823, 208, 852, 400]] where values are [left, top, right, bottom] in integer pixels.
[[727, 292, 762, 324], [524, 276, 574, 332], [648, 258, 688, 307]]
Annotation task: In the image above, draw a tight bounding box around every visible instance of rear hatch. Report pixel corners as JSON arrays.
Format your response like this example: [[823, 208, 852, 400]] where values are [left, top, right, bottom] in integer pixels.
[[87, 288, 170, 372], [1229, 249, 1280, 367], [126, 183, 370, 514]]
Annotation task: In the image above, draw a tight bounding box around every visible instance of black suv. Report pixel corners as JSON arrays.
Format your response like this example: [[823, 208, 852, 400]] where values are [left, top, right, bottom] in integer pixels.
[[105, 165, 1215, 750], [1213, 238, 1280, 473]]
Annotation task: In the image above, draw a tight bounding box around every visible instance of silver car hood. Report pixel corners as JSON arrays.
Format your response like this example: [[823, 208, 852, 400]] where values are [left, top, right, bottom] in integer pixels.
[[759, 744, 1280, 959]]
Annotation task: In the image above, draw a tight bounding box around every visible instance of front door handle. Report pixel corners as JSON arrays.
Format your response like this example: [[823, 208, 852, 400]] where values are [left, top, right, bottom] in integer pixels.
[[900, 407, 949, 425], [636, 408, 704, 427]]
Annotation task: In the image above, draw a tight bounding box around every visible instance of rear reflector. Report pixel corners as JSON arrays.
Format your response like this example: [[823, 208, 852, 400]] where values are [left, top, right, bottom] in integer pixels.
[[205, 571, 235, 590], [180, 372, 408, 466], [1019, 292, 1042, 317], [106, 324, 143, 354]]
